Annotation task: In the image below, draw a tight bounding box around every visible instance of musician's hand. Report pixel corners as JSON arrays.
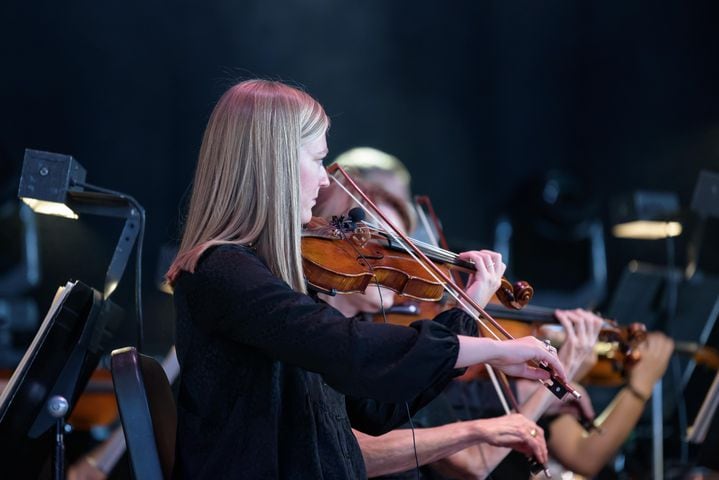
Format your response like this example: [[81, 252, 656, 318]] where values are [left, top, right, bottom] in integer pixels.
[[628, 331, 674, 398], [489, 336, 568, 383], [459, 250, 506, 309], [472, 413, 549, 464], [552, 309, 603, 380]]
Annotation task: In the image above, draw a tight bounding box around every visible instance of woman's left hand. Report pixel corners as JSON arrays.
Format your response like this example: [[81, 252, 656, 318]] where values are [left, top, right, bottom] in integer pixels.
[[458, 250, 506, 309]]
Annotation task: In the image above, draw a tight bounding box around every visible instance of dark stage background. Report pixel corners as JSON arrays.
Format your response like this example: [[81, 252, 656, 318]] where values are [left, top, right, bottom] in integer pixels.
[[2, 1, 719, 477], [2, 0, 719, 380]]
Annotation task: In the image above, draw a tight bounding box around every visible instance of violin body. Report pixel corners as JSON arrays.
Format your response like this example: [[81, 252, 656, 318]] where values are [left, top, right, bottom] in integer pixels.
[[303, 217, 450, 301]]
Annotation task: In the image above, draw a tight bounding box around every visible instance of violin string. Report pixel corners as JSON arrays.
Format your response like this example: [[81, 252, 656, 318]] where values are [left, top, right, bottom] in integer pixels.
[[365, 224, 461, 264], [414, 202, 439, 248]]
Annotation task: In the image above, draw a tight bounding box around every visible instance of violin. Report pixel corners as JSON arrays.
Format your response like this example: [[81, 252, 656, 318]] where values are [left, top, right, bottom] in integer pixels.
[[375, 297, 647, 382], [302, 214, 534, 310], [478, 303, 647, 376], [379, 297, 719, 385]]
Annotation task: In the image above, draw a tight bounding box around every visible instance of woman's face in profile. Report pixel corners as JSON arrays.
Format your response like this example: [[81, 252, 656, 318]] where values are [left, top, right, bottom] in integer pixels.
[[298, 134, 330, 224]]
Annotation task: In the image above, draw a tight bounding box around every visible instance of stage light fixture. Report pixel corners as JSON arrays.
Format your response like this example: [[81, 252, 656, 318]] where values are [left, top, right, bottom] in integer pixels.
[[610, 191, 682, 240], [17, 148, 146, 350]]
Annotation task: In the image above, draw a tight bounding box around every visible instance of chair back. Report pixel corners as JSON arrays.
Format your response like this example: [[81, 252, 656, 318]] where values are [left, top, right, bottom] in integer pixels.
[[111, 346, 176, 480]]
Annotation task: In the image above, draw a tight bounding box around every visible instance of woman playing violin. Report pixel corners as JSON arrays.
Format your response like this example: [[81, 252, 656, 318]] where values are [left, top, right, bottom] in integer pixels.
[[165, 79, 567, 479]]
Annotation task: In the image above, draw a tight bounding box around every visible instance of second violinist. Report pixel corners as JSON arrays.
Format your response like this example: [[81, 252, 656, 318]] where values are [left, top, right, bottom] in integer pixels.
[[165, 79, 568, 479]]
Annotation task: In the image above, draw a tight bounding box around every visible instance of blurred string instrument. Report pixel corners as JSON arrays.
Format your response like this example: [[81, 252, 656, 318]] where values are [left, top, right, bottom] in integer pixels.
[[381, 297, 719, 384], [408, 194, 648, 386], [378, 196, 719, 384]]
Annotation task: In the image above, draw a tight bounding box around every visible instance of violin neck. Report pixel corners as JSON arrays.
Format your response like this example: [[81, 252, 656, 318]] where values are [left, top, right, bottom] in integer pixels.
[[483, 303, 557, 324], [384, 232, 475, 271]]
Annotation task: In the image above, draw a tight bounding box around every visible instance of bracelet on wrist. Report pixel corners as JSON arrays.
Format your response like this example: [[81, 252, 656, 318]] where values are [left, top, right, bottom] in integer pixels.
[[625, 383, 650, 402]]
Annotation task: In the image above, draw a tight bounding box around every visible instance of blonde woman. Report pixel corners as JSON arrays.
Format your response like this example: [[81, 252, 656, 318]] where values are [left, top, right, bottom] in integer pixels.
[[166, 79, 567, 479]]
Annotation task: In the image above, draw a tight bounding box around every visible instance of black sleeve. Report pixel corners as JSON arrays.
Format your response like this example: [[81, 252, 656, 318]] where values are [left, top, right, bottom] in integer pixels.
[[183, 245, 469, 403], [345, 371, 456, 436], [430, 306, 478, 338], [346, 308, 477, 435]]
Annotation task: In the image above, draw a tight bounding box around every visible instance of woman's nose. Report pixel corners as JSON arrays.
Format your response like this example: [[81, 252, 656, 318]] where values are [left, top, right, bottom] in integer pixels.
[[319, 167, 330, 187]]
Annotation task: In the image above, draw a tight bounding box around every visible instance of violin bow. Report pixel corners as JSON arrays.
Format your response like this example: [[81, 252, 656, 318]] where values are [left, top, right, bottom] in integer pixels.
[[416, 195, 602, 434], [327, 163, 580, 403], [413, 195, 523, 407], [328, 166, 555, 475]]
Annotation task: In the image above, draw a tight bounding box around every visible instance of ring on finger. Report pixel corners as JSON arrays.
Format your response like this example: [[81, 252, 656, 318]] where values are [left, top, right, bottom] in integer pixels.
[[530, 428, 537, 438]]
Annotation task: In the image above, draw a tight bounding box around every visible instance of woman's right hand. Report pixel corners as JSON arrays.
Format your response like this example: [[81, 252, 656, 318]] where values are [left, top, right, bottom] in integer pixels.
[[488, 336, 569, 383], [472, 413, 549, 464], [455, 335, 568, 383]]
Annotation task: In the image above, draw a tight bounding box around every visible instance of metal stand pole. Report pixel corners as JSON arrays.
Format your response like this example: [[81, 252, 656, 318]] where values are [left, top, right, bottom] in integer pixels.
[[48, 395, 69, 480], [652, 381, 663, 480]]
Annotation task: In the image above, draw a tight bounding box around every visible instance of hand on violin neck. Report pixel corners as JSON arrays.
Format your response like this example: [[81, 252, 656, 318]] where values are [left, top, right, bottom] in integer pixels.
[[628, 331, 674, 396], [554, 309, 604, 380], [458, 250, 506, 310], [455, 336, 569, 384]]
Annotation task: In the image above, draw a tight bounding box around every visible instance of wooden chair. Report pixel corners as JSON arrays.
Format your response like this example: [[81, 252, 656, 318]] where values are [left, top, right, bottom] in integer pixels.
[[111, 346, 176, 480]]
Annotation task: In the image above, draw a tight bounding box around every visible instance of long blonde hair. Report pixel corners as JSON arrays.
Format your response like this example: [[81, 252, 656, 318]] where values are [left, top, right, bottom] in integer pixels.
[[167, 80, 329, 292]]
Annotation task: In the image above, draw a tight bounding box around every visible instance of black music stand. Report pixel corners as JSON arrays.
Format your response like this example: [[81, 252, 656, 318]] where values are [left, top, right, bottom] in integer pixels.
[[0, 280, 122, 479]]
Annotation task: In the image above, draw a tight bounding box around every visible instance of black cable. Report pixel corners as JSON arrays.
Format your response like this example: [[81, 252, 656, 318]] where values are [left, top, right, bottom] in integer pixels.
[[72, 180, 146, 353], [404, 401, 421, 480]]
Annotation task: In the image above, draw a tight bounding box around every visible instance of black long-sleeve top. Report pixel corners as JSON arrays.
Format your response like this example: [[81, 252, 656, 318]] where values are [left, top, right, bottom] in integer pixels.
[[172, 244, 476, 479]]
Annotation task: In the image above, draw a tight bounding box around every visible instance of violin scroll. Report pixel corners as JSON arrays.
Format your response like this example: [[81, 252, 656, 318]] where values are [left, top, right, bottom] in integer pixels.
[[496, 279, 534, 310]]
